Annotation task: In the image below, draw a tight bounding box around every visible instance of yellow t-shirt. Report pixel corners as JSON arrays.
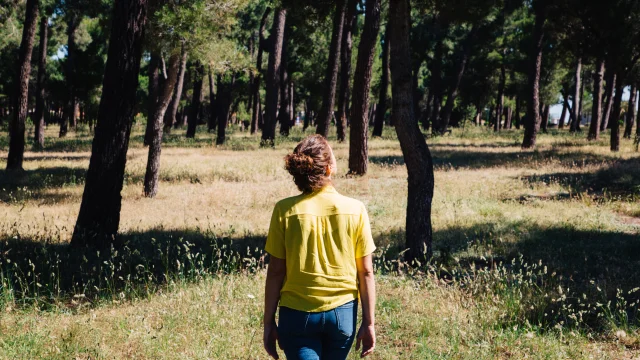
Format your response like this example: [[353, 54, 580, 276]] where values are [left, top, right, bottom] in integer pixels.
[[265, 186, 376, 312]]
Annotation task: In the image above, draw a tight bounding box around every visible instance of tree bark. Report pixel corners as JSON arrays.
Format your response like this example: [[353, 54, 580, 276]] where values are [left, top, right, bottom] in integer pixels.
[[389, 0, 434, 262], [34, 15, 48, 149], [251, 7, 271, 135], [521, 0, 546, 149], [72, 0, 148, 247], [624, 83, 636, 139], [569, 57, 582, 132], [337, 0, 357, 142], [143, 53, 180, 198], [559, 98, 567, 129], [207, 67, 217, 132], [7, 0, 39, 170], [577, 71, 585, 131], [429, 22, 446, 132], [373, 25, 390, 137], [601, 70, 616, 131], [164, 46, 187, 133], [610, 77, 623, 152], [588, 59, 604, 140], [541, 103, 549, 133], [348, 0, 381, 175], [186, 61, 204, 138], [316, 0, 347, 138], [261, 8, 286, 145], [278, 26, 292, 136], [216, 73, 236, 145], [515, 97, 521, 129], [494, 49, 506, 132], [145, 53, 161, 144], [439, 27, 476, 133], [60, 13, 79, 137]]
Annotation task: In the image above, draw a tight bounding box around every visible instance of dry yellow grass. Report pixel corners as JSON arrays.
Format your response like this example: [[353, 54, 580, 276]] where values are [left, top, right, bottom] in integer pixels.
[[0, 124, 639, 359]]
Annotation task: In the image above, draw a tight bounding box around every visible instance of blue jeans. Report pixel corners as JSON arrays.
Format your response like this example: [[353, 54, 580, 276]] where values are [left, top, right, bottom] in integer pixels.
[[278, 300, 357, 360]]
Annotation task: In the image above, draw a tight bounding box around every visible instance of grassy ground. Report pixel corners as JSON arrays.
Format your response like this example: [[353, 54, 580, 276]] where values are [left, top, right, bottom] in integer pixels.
[[0, 122, 639, 359]]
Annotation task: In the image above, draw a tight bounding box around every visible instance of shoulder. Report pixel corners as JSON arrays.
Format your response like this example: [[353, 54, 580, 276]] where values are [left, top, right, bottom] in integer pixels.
[[332, 192, 368, 214], [274, 193, 306, 213]]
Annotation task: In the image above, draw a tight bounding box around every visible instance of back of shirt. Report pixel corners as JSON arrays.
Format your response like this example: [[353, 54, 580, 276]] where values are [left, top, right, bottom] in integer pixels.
[[265, 186, 376, 312]]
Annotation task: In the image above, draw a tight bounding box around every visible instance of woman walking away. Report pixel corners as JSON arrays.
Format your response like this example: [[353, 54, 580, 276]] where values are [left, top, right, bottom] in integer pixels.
[[263, 134, 377, 359]]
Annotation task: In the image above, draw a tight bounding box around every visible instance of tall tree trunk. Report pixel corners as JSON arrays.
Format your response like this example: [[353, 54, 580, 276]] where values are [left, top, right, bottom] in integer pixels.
[[515, 97, 521, 129], [389, 0, 434, 262], [577, 71, 585, 131], [71, 0, 148, 247], [143, 53, 180, 198], [216, 73, 236, 145], [34, 15, 47, 149], [251, 7, 271, 135], [610, 76, 623, 152], [624, 83, 636, 139], [337, 0, 357, 142], [494, 50, 506, 132], [588, 58, 604, 140], [316, 0, 347, 138], [61, 13, 79, 137], [261, 8, 286, 145], [145, 53, 161, 144], [289, 81, 295, 126], [207, 67, 217, 132], [164, 46, 187, 133], [278, 26, 292, 136], [373, 25, 390, 137], [186, 61, 204, 138], [541, 103, 549, 133], [429, 26, 445, 132], [559, 97, 567, 129], [6, 0, 39, 171], [601, 70, 616, 131], [570, 57, 582, 132], [439, 26, 476, 134], [347, 0, 381, 175], [521, 1, 546, 149]]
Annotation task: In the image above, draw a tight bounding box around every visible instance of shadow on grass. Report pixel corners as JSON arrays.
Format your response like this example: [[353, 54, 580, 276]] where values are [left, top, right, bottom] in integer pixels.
[[0, 167, 86, 202], [369, 148, 613, 170], [520, 157, 640, 198], [0, 228, 266, 309]]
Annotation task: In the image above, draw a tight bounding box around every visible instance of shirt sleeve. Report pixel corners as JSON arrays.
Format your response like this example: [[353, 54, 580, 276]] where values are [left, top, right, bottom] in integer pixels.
[[265, 203, 286, 259], [355, 204, 376, 258]]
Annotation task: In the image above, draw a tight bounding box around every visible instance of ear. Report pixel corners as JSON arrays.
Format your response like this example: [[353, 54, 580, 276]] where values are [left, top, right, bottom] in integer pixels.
[[326, 165, 332, 176]]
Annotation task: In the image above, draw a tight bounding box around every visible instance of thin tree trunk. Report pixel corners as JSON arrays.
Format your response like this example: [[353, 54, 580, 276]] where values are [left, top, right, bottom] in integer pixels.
[[207, 67, 217, 132], [522, 0, 546, 149], [143, 53, 180, 198], [261, 8, 286, 145], [145, 53, 160, 144], [577, 71, 585, 131], [251, 7, 271, 135], [348, 0, 381, 175], [559, 90, 568, 129], [316, 0, 347, 138], [337, 0, 357, 142], [216, 73, 236, 145], [164, 46, 187, 133], [494, 50, 506, 132], [624, 83, 636, 139], [439, 26, 476, 134], [541, 103, 549, 133], [279, 25, 291, 136], [429, 26, 445, 132], [570, 57, 582, 132], [373, 25, 390, 137], [610, 76, 623, 152], [186, 61, 204, 138], [588, 58, 604, 140], [72, 0, 148, 247], [7, 0, 39, 170], [601, 71, 616, 131], [389, 0, 434, 262], [34, 15, 47, 149], [515, 97, 521, 129]]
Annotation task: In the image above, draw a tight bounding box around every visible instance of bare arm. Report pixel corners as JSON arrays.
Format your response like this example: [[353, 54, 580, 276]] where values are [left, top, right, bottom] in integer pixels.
[[263, 256, 286, 359], [356, 254, 376, 357]]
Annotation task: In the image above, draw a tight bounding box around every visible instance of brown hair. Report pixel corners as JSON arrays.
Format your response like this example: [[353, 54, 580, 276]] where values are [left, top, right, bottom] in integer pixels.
[[284, 135, 333, 193]]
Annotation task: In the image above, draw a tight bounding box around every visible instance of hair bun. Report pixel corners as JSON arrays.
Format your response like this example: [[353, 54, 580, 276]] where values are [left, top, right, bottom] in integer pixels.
[[285, 152, 316, 176]]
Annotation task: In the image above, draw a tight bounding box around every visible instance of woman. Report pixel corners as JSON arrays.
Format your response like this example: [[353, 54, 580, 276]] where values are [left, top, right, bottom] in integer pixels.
[[263, 135, 376, 360]]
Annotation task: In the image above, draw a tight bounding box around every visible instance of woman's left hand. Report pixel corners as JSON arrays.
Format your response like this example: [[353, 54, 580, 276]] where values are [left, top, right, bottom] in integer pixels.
[[263, 321, 280, 359]]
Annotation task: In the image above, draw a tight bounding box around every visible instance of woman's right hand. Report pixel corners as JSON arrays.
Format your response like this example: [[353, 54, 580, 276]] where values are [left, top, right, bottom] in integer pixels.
[[356, 323, 376, 357], [263, 321, 280, 359]]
